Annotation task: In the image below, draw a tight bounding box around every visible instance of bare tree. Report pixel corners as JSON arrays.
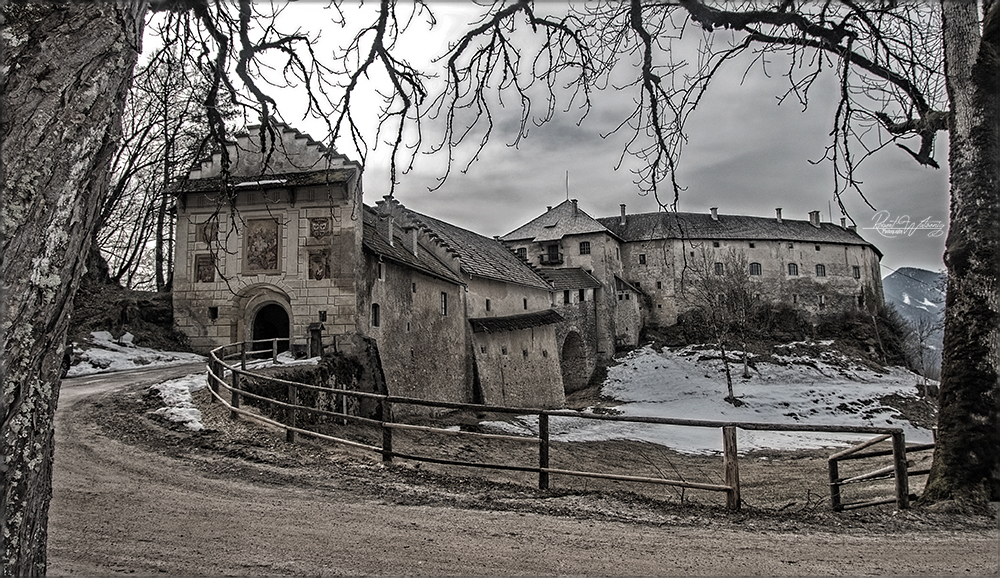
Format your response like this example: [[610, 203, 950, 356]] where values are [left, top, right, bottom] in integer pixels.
[[679, 247, 761, 405]]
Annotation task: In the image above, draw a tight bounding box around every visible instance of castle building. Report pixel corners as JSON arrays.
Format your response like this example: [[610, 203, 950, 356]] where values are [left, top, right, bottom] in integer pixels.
[[171, 124, 883, 406]]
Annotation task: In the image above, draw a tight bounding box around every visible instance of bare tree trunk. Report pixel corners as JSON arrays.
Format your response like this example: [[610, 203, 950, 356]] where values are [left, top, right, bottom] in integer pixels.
[[1, 2, 145, 574], [923, 0, 1000, 504]]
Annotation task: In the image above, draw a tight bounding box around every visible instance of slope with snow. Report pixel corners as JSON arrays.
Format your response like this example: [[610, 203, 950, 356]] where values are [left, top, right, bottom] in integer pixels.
[[487, 343, 934, 454]]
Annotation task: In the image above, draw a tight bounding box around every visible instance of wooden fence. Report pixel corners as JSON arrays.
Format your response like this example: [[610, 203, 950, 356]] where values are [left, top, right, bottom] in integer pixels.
[[207, 339, 928, 512]]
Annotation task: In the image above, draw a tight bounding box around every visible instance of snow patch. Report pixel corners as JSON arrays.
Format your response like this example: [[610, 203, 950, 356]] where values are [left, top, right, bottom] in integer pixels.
[[148, 374, 208, 431], [67, 331, 205, 377]]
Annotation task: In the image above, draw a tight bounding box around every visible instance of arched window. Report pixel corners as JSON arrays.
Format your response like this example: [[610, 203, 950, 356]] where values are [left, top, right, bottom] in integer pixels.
[[816, 264, 827, 277], [788, 263, 799, 276], [749, 262, 762, 276], [371, 303, 380, 327]]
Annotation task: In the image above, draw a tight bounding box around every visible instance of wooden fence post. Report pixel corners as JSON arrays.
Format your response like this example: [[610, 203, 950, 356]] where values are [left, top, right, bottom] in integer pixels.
[[286, 382, 298, 443], [381, 399, 393, 463], [538, 413, 550, 490], [891, 432, 910, 509], [272, 338, 278, 364], [828, 458, 843, 511], [208, 358, 219, 402], [722, 426, 741, 510], [231, 342, 245, 419]]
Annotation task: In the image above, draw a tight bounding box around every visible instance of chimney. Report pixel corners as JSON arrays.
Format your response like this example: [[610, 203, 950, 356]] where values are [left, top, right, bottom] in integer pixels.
[[808, 210, 821, 228], [379, 215, 394, 246], [571, 199, 578, 214], [620, 204, 627, 226], [546, 206, 552, 212], [775, 208, 782, 223], [404, 225, 418, 257], [710, 207, 719, 221], [848, 224, 857, 232], [840, 217, 846, 228]]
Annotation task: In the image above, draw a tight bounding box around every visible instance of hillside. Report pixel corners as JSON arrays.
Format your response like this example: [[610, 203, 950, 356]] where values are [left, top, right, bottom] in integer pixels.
[[882, 267, 945, 377]]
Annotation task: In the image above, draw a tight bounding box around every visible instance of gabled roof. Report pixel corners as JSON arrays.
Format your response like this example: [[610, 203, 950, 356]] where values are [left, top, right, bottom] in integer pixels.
[[501, 200, 614, 243], [362, 207, 463, 286], [468, 310, 564, 334], [598, 211, 881, 255], [380, 200, 552, 290], [540, 268, 603, 291]]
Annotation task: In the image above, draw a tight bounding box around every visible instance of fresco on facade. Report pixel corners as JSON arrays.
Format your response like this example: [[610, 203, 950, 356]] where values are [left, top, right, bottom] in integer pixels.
[[245, 218, 279, 271], [308, 252, 327, 280]]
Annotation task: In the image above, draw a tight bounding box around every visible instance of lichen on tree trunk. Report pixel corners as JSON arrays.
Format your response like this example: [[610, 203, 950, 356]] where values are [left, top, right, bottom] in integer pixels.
[[922, 0, 1000, 505], [1, 2, 146, 575]]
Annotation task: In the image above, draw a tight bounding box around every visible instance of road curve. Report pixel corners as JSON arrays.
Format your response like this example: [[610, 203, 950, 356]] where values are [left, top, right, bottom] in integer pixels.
[[46, 365, 997, 576]]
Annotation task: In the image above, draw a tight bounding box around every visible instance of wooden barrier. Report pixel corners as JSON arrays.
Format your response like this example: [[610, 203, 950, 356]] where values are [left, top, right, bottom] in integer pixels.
[[207, 341, 922, 513], [828, 434, 934, 511]]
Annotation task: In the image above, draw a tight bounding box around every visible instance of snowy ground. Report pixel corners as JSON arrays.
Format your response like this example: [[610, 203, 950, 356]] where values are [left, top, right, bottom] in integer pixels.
[[67, 331, 206, 377], [69, 333, 934, 454], [486, 343, 935, 454]]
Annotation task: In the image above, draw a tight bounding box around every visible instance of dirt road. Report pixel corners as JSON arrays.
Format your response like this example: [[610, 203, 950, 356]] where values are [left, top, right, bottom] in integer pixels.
[[47, 365, 997, 576]]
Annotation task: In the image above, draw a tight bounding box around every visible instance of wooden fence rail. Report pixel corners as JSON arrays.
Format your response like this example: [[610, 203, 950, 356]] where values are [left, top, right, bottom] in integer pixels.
[[207, 341, 921, 512]]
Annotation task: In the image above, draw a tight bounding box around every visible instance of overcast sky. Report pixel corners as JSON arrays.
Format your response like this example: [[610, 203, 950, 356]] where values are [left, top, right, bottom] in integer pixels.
[[259, 2, 951, 275]]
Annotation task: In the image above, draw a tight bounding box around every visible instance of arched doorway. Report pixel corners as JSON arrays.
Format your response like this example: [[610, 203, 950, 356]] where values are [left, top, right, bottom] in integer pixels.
[[252, 303, 290, 354], [560, 331, 588, 394]]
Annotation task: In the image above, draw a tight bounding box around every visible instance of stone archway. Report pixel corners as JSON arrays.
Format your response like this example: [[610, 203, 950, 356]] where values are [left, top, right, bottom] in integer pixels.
[[560, 331, 588, 394], [252, 303, 290, 353]]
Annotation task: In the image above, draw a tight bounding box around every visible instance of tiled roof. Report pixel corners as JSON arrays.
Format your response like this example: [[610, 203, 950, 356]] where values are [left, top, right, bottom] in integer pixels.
[[362, 208, 464, 286], [399, 208, 553, 290], [468, 310, 564, 334], [597, 211, 878, 251], [501, 200, 613, 243], [539, 268, 602, 291]]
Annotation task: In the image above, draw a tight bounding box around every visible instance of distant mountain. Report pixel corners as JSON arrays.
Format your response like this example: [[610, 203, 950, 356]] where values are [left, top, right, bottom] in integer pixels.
[[882, 267, 946, 377]]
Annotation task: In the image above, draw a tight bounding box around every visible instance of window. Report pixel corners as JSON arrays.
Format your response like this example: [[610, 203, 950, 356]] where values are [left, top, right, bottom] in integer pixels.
[[853, 266, 861, 279], [714, 262, 725, 275], [195, 254, 215, 283], [523, 298, 528, 310], [793, 294, 798, 304], [634, 281, 640, 288], [377, 262, 384, 280], [787, 243, 794, 249], [788, 263, 799, 276], [485, 299, 491, 312], [564, 290, 571, 304], [371, 304, 380, 327], [816, 264, 827, 277], [579, 289, 585, 302], [749, 242, 755, 248], [516, 247, 527, 259], [749, 262, 762, 276], [818, 295, 826, 308], [656, 281, 662, 289], [815, 244, 821, 251], [638, 254, 647, 265], [412, 282, 417, 293], [713, 241, 720, 248], [440, 292, 448, 315], [208, 306, 219, 321], [579, 241, 591, 255]]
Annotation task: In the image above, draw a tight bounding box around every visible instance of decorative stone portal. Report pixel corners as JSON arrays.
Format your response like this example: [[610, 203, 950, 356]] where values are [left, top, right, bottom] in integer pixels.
[[560, 331, 589, 394], [252, 303, 290, 353]]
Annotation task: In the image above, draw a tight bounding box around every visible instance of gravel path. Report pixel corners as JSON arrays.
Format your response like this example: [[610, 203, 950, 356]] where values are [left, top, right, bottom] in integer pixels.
[[46, 365, 997, 576]]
